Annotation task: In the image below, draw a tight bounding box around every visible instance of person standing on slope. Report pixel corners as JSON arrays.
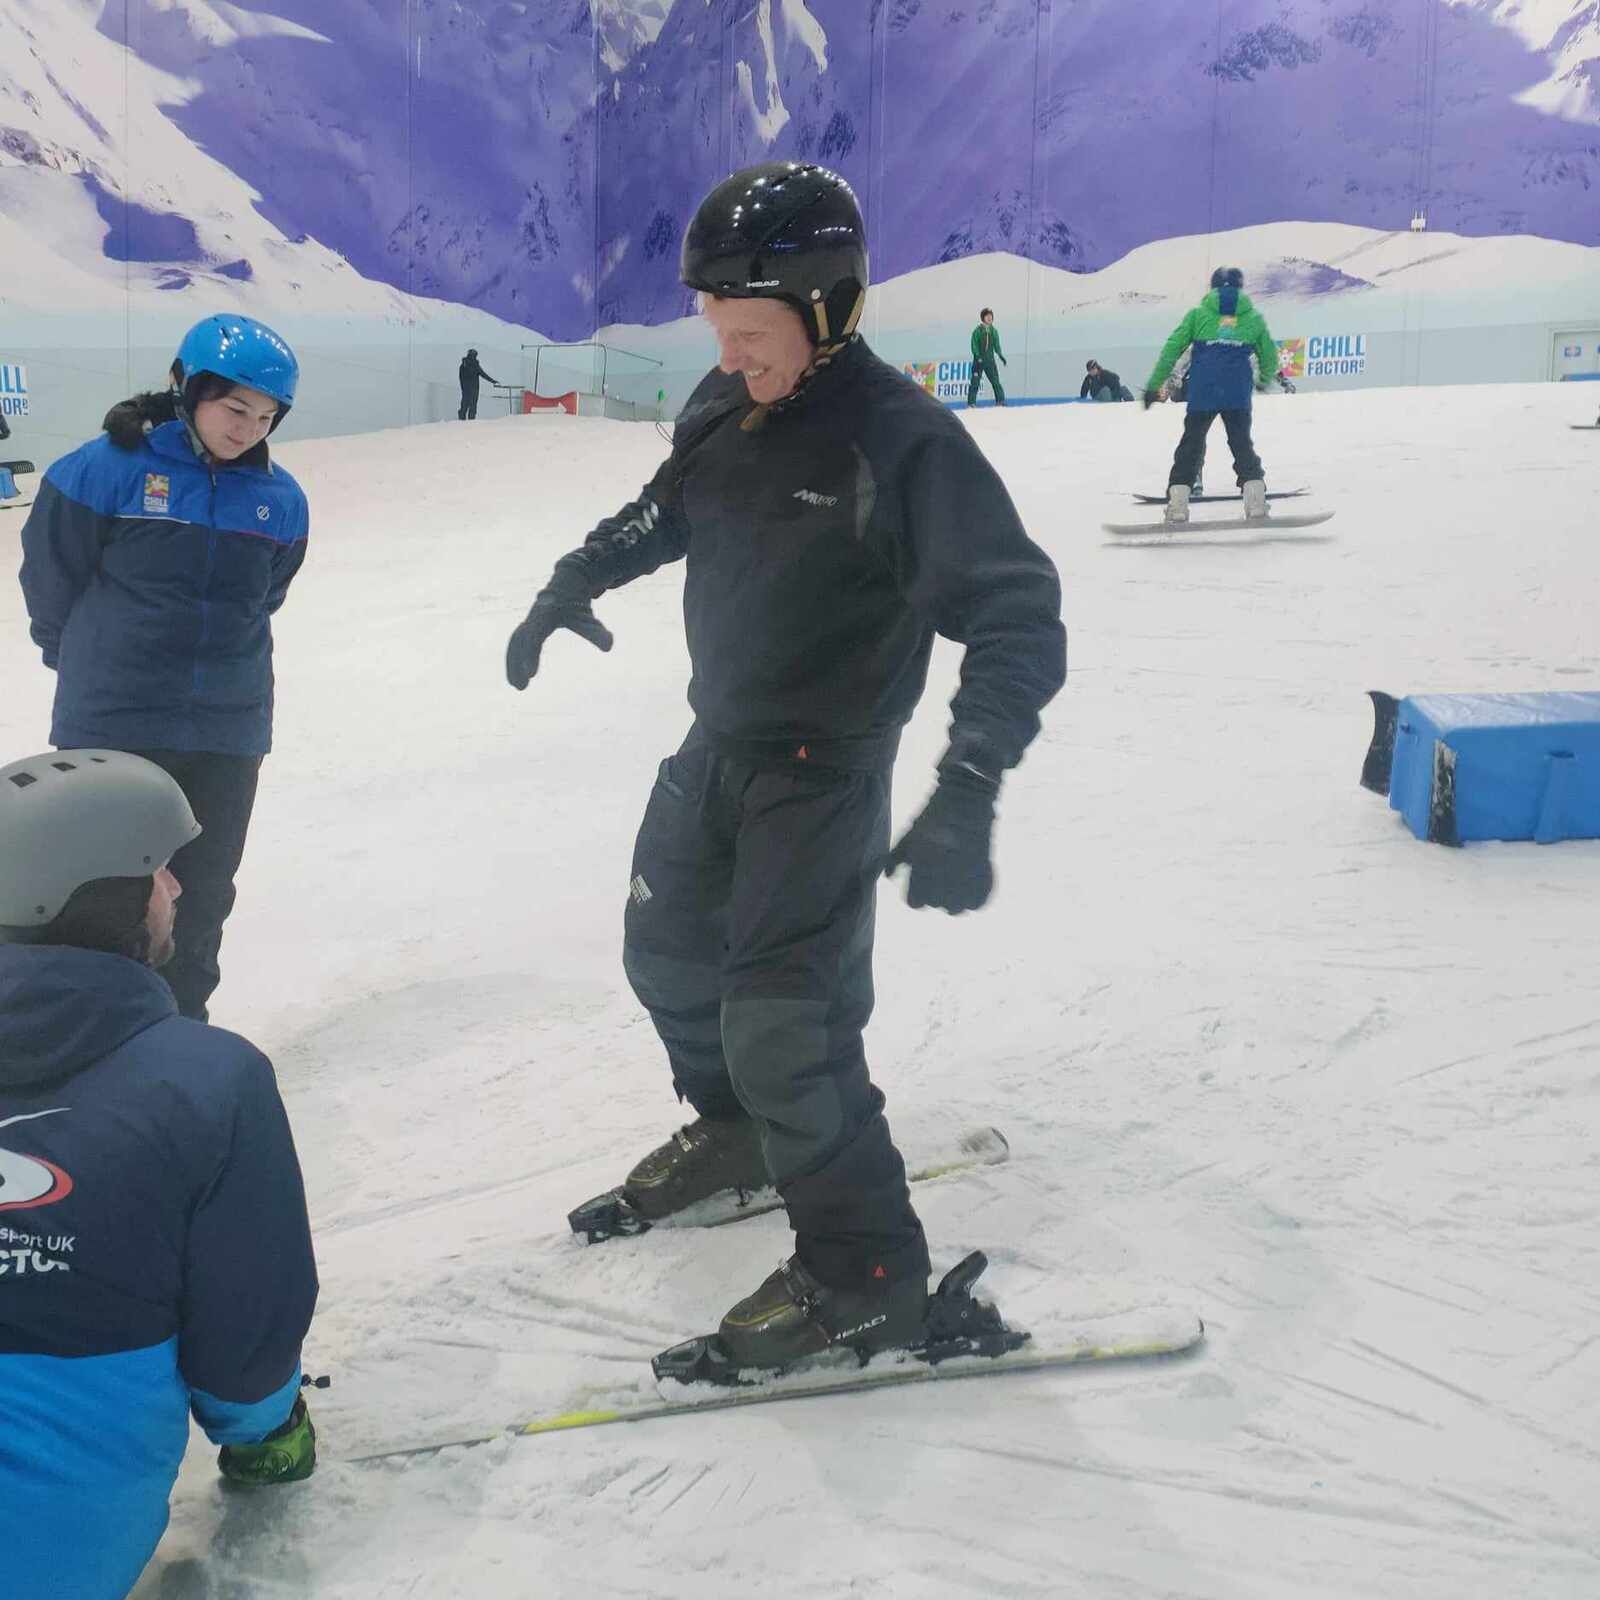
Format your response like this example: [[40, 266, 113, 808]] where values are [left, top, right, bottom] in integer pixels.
[[505, 162, 1064, 1374], [18, 315, 308, 1022], [458, 348, 499, 420], [0, 750, 318, 1600], [1142, 267, 1284, 524], [967, 308, 1008, 407]]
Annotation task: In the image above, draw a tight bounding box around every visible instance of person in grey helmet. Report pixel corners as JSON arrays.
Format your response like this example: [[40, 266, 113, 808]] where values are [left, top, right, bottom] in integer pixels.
[[505, 162, 1065, 1375], [0, 750, 319, 1600]]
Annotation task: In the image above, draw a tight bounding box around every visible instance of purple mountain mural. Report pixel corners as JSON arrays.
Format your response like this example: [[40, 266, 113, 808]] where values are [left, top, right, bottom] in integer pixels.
[[100, 0, 599, 335], [596, 0, 1600, 326], [83, 0, 1600, 338]]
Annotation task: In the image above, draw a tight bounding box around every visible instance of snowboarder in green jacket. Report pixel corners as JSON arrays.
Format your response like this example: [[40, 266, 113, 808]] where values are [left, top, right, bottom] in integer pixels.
[[1143, 267, 1284, 524], [967, 310, 1007, 407]]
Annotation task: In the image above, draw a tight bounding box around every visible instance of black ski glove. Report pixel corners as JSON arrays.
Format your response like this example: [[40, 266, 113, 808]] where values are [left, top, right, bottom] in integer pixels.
[[506, 553, 614, 689], [884, 757, 1000, 914], [1141, 388, 1158, 409]]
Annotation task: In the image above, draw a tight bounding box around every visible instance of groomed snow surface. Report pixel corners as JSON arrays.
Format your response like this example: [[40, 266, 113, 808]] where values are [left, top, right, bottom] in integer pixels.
[[5, 381, 1600, 1599]]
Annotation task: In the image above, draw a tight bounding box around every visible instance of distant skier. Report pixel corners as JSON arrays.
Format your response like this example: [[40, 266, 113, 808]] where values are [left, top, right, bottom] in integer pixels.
[[458, 348, 498, 420], [1143, 267, 1285, 524], [18, 314, 308, 1021], [967, 309, 1007, 407], [0, 750, 318, 1599], [1080, 360, 1132, 402], [506, 162, 1064, 1374]]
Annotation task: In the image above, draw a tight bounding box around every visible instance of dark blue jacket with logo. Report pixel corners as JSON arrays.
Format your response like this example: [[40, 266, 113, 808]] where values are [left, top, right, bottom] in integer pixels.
[[18, 420, 309, 757], [0, 945, 318, 1599]]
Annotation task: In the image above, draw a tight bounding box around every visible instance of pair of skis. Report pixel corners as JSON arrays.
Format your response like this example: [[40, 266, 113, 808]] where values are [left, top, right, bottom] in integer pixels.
[[347, 1127, 1204, 1463]]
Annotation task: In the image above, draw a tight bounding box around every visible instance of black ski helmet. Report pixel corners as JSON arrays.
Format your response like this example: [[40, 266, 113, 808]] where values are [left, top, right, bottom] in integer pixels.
[[680, 162, 868, 345], [1210, 266, 1245, 290]]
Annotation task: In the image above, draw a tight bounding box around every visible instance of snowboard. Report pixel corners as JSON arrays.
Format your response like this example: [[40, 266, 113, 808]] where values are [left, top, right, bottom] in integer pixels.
[[1131, 487, 1307, 504], [1571, 424, 1600, 431], [345, 1256, 1204, 1463], [569, 1124, 1010, 1243], [1103, 510, 1335, 543]]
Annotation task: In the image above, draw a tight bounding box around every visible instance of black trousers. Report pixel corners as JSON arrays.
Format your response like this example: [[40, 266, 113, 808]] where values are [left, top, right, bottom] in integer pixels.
[[458, 386, 479, 420], [1169, 408, 1261, 488], [967, 356, 1005, 405], [131, 750, 262, 1022], [622, 728, 928, 1289]]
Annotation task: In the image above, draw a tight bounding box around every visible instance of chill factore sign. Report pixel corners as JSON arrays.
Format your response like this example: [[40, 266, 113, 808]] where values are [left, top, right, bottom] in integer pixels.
[[903, 360, 972, 402], [1278, 335, 1367, 380], [1, 364, 29, 418]]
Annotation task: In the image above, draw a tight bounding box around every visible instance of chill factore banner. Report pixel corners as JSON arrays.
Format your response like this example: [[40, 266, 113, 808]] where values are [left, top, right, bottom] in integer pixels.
[[0, 364, 29, 419], [903, 360, 973, 402], [1278, 336, 1368, 380]]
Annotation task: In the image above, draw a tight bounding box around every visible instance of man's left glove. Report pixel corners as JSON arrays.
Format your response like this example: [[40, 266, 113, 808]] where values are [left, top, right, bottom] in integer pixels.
[[999, 355, 1008, 366], [884, 761, 1000, 913], [1141, 388, 1158, 409], [506, 552, 614, 690], [218, 1396, 317, 1486]]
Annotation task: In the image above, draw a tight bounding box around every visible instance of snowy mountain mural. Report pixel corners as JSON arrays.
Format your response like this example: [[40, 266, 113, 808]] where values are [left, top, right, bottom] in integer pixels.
[[595, 0, 1600, 326], [0, 0, 1597, 381]]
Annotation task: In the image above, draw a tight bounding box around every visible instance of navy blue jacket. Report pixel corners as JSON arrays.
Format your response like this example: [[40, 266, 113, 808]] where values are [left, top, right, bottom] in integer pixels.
[[0, 945, 317, 1599], [19, 420, 309, 757]]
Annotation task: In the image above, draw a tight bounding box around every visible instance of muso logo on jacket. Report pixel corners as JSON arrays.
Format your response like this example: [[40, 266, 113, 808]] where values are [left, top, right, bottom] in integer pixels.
[[792, 488, 839, 508], [0, 1108, 74, 1211]]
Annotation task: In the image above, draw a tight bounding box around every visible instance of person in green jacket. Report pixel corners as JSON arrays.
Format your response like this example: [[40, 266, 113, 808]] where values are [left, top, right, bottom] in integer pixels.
[[967, 309, 1007, 407], [1143, 267, 1285, 523]]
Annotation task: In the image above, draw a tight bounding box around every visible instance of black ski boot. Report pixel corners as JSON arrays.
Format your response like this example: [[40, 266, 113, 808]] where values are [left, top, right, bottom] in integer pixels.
[[568, 1115, 768, 1242], [652, 1251, 1028, 1384], [716, 1256, 930, 1371]]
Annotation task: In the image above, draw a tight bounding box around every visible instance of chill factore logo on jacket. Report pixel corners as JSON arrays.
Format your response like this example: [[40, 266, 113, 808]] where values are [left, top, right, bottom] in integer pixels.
[[0, 1110, 75, 1212]]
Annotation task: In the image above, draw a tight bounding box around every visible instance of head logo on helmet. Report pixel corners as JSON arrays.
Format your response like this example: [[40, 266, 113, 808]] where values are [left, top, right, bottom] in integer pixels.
[[681, 162, 869, 347], [172, 315, 299, 433]]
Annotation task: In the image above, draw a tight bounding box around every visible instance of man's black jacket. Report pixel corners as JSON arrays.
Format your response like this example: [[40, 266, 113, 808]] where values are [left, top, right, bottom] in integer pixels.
[[557, 338, 1065, 772]]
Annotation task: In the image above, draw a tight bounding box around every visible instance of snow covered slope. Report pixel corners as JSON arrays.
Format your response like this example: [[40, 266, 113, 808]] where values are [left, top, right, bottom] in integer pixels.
[[3, 380, 1598, 1597]]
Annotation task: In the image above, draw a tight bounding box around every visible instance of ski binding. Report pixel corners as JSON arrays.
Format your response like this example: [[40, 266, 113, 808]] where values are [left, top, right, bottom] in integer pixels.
[[651, 1250, 1029, 1388]]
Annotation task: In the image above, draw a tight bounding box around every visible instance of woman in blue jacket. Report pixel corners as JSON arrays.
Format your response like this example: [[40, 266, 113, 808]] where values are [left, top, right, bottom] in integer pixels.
[[20, 316, 309, 1020]]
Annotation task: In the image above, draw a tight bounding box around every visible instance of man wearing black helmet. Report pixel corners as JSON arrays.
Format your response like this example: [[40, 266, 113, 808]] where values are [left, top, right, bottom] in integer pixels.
[[1143, 266, 1285, 524], [0, 749, 318, 1598], [506, 162, 1065, 1371], [458, 348, 498, 420]]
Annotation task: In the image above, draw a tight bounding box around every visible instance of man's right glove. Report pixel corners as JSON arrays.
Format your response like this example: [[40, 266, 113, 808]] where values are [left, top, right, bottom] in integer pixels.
[[505, 553, 614, 689], [884, 763, 1000, 913], [217, 1396, 316, 1486]]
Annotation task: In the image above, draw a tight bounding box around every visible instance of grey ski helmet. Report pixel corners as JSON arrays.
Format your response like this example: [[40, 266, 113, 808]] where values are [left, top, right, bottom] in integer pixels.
[[0, 750, 200, 933]]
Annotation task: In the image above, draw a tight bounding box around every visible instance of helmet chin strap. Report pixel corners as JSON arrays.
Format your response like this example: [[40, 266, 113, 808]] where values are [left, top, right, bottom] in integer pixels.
[[170, 377, 218, 466], [740, 287, 867, 433]]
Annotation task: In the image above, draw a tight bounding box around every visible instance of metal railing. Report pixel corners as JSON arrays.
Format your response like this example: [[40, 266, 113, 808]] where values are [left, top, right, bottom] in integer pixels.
[[521, 341, 664, 400]]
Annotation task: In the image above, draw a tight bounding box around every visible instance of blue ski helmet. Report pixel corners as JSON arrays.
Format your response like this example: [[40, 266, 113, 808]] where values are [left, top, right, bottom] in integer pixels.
[[173, 315, 299, 428], [1210, 266, 1245, 291]]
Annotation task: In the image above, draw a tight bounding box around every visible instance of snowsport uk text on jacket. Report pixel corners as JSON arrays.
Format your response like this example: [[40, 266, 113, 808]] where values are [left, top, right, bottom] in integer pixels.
[[1146, 289, 1280, 412], [19, 419, 309, 757], [0, 943, 318, 1599]]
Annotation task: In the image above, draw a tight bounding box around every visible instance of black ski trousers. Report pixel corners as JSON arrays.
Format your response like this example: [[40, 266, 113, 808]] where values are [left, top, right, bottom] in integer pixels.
[[131, 749, 263, 1022], [622, 728, 929, 1290], [1169, 408, 1262, 488], [967, 356, 1005, 406], [458, 384, 480, 421]]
